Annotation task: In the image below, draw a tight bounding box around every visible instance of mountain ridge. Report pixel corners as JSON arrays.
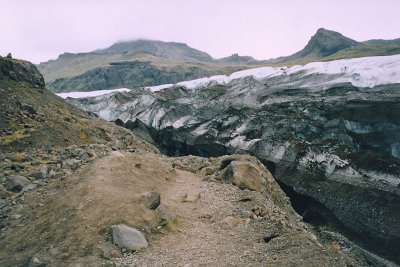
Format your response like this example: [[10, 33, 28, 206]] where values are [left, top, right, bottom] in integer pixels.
[[37, 28, 400, 92]]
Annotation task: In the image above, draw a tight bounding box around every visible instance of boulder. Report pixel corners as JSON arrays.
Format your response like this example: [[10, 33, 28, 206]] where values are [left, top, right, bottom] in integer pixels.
[[110, 224, 148, 251], [31, 165, 49, 179], [22, 104, 37, 115], [141, 191, 161, 210], [28, 256, 44, 267], [0, 186, 12, 199], [220, 161, 262, 191], [6, 175, 31, 192], [155, 204, 177, 226]]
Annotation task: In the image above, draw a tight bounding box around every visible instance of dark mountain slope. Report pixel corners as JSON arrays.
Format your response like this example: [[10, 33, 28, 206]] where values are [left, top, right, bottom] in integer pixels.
[[0, 56, 128, 151]]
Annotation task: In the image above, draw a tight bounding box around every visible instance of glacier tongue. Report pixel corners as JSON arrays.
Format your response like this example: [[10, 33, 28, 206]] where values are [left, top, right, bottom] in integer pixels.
[[145, 54, 400, 91], [56, 55, 400, 99]]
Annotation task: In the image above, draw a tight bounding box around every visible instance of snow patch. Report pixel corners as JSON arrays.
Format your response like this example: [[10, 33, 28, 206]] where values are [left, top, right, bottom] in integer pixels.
[[57, 88, 131, 99], [146, 84, 174, 92], [227, 136, 261, 150], [172, 116, 193, 129]]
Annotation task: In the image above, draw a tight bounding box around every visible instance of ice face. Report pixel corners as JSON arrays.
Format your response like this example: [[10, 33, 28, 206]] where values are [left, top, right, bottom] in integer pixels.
[[57, 88, 131, 99]]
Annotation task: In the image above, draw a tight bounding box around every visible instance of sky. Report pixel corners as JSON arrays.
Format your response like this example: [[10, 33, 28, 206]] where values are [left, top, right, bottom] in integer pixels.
[[1, 0, 400, 64]]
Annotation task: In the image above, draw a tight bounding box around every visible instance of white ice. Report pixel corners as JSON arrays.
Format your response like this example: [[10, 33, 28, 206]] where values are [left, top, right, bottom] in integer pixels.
[[144, 54, 400, 92], [56, 88, 131, 99], [146, 84, 174, 92]]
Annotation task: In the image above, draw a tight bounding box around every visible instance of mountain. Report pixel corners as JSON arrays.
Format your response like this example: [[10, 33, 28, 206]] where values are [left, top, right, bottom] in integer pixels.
[[274, 28, 360, 63], [97, 39, 214, 62], [37, 29, 400, 93], [67, 55, 400, 264], [216, 53, 260, 65], [37, 40, 247, 93], [268, 28, 400, 65]]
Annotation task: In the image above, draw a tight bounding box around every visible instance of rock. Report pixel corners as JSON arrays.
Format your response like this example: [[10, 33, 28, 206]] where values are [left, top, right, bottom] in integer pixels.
[[11, 214, 22, 219], [172, 161, 184, 169], [102, 246, 123, 259], [220, 216, 241, 229], [110, 224, 148, 251], [220, 161, 262, 191], [6, 175, 31, 192], [21, 183, 37, 193], [31, 160, 40, 166], [22, 104, 36, 115], [141, 191, 161, 210], [110, 151, 124, 157], [79, 151, 89, 161], [205, 167, 213, 175], [0, 186, 12, 199], [114, 118, 124, 127], [239, 210, 252, 218], [11, 163, 21, 171], [28, 256, 44, 267], [62, 159, 81, 170], [155, 204, 177, 226], [182, 192, 201, 203], [31, 165, 49, 179], [48, 170, 56, 178]]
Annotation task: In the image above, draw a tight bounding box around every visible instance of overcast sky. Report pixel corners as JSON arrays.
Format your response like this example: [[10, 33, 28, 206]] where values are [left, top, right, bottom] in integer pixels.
[[2, 0, 400, 64]]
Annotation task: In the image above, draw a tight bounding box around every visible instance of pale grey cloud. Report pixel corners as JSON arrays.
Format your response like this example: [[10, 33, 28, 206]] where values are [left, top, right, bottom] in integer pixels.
[[1, 0, 400, 63]]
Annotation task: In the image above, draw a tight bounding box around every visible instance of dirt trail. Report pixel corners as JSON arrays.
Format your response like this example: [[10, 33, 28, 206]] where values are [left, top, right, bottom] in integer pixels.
[[114, 155, 365, 267], [1, 151, 368, 266]]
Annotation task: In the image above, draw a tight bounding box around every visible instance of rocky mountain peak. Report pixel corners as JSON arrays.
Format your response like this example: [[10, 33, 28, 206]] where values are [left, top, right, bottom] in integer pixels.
[[305, 28, 360, 57]]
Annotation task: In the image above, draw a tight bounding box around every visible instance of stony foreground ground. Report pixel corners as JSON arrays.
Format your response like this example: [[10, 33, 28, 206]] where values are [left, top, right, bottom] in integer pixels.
[[1, 147, 374, 266]]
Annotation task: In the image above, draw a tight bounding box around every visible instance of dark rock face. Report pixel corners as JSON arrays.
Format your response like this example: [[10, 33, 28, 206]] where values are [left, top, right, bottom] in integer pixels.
[[68, 72, 400, 262], [0, 57, 45, 88], [48, 61, 221, 93]]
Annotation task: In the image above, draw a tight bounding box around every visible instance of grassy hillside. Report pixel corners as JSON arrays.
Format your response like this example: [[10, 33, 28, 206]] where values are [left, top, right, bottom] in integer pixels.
[[322, 44, 400, 61]]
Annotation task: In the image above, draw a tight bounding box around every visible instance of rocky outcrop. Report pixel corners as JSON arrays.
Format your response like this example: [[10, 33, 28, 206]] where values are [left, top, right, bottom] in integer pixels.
[[285, 28, 360, 60], [0, 57, 45, 88], [220, 161, 264, 191]]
